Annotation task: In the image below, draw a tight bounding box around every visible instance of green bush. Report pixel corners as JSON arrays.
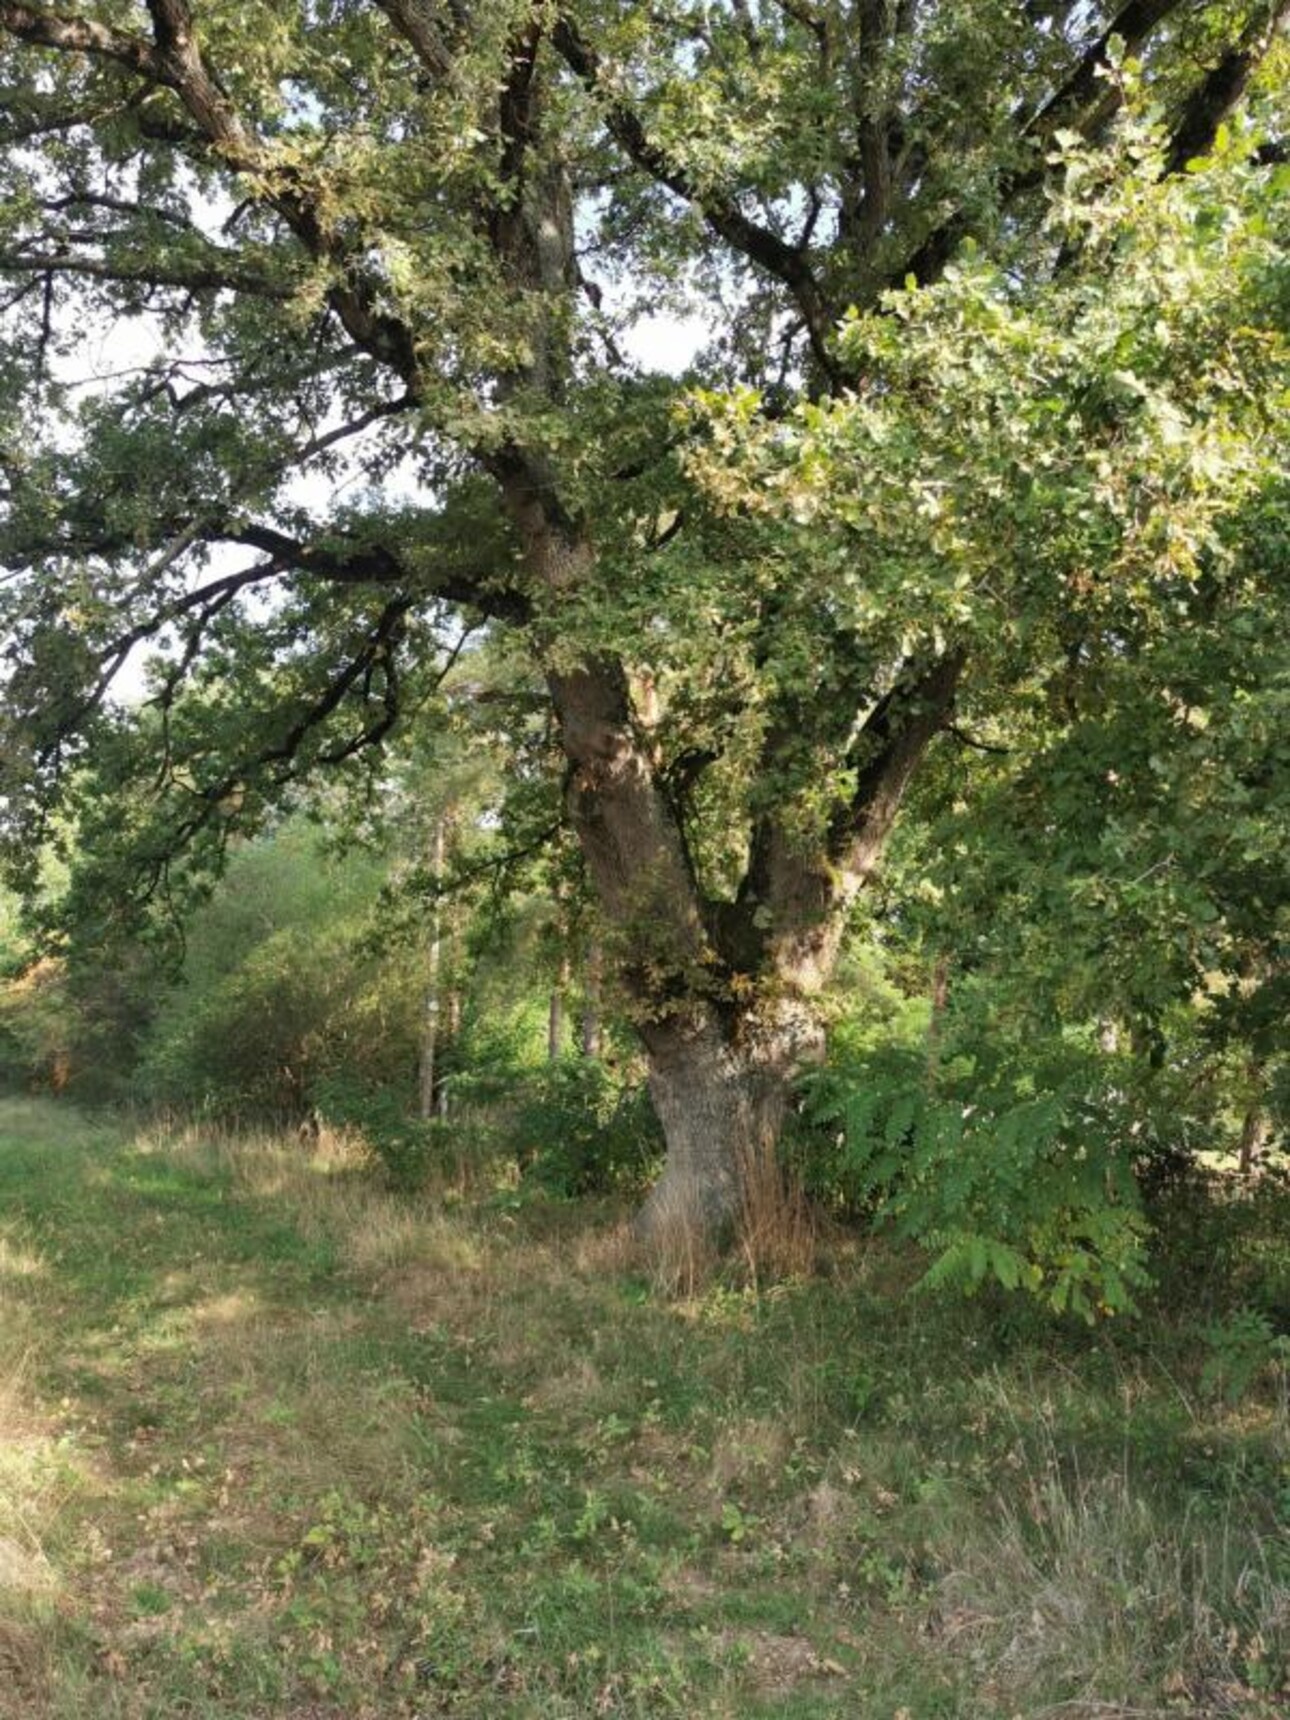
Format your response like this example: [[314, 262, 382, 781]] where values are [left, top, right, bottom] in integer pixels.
[[511, 1058, 662, 1197], [308, 1073, 438, 1192], [0, 949, 162, 1103], [134, 824, 422, 1121], [800, 1031, 1152, 1320]]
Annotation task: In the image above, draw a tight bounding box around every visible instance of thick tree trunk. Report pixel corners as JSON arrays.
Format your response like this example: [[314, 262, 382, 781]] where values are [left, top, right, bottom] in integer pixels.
[[634, 1012, 792, 1240], [504, 461, 961, 1249]]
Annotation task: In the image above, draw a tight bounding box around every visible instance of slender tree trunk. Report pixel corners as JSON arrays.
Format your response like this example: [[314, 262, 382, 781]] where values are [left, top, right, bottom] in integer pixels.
[[580, 940, 602, 1060], [927, 953, 950, 1084], [1238, 1096, 1270, 1177], [548, 953, 570, 1062], [417, 816, 446, 1123], [437, 986, 461, 1120]]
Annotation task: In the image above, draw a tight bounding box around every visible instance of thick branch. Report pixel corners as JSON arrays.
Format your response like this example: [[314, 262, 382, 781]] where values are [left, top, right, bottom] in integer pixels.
[[1164, 0, 1290, 174], [229, 524, 531, 622], [839, 649, 966, 873], [0, 1, 162, 76], [0, 245, 295, 298], [717, 652, 965, 991], [371, 0, 457, 80], [1023, 0, 1182, 142]]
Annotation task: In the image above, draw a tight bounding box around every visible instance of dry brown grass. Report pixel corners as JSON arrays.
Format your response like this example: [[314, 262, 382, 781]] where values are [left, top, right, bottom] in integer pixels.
[[631, 1192, 723, 1299], [0, 1242, 67, 1720], [0, 1614, 48, 1717], [615, 1139, 818, 1298], [734, 1136, 817, 1287], [936, 1428, 1290, 1711]]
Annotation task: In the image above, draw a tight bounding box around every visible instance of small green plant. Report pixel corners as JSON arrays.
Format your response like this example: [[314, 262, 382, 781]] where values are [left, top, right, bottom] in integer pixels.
[[719, 1501, 757, 1545], [1201, 1308, 1290, 1404], [128, 1579, 172, 1618]]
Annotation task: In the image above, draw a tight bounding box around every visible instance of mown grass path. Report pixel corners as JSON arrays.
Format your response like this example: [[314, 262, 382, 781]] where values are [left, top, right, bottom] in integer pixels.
[[0, 1098, 1286, 1718]]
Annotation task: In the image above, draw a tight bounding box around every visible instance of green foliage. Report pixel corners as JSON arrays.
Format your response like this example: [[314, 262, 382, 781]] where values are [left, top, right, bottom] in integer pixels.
[[1201, 1308, 1290, 1404], [512, 1058, 663, 1198], [690, 112, 1287, 674], [803, 1030, 1152, 1320], [0, 946, 165, 1104], [308, 1072, 437, 1193], [0, 0, 1285, 1277], [134, 822, 421, 1119]]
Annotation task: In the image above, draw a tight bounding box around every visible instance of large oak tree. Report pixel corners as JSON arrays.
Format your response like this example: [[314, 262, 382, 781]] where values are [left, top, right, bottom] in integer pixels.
[[0, 0, 1285, 1236]]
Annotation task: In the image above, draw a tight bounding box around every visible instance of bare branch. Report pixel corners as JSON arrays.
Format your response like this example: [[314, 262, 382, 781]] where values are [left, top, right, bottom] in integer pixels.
[[947, 722, 1011, 756], [35, 190, 197, 229]]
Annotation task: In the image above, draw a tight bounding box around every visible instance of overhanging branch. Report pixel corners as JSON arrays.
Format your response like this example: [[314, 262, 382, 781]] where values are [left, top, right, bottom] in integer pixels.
[[1164, 0, 1290, 173], [0, 1, 163, 77], [890, 0, 1189, 294]]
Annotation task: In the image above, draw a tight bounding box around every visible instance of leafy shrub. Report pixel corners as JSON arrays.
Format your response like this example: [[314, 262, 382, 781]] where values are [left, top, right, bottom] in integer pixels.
[[511, 1058, 663, 1197], [1201, 1307, 1290, 1404], [0, 950, 161, 1103], [308, 1074, 437, 1192], [134, 824, 422, 1120], [0, 957, 75, 1094], [801, 1033, 1152, 1319]]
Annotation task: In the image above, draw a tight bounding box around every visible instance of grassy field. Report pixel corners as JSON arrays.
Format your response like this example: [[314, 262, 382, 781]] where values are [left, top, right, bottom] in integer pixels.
[[0, 1096, 1286, 1718]]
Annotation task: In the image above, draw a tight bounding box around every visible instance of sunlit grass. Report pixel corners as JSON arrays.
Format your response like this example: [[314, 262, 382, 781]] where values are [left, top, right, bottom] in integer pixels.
[[0, 1098, 1286, 1717]]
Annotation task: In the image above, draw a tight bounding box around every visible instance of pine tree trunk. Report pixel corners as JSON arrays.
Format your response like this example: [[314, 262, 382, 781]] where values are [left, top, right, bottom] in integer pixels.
[[580, 941, 602, 1059]]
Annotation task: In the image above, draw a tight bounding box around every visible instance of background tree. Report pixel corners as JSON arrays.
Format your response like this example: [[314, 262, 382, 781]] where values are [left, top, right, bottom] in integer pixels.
[[0, 0, 1285, 1239]]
